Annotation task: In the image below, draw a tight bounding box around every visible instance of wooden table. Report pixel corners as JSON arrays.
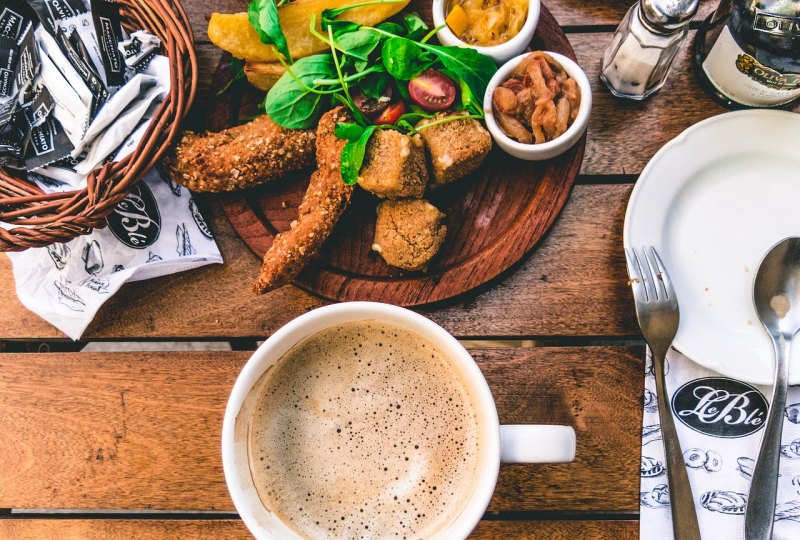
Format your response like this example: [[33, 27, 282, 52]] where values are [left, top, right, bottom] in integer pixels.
[[2, 1, 796, 537]]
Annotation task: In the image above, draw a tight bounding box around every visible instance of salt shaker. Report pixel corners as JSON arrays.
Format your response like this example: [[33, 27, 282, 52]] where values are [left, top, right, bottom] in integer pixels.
[[600, 0, 699, 100]]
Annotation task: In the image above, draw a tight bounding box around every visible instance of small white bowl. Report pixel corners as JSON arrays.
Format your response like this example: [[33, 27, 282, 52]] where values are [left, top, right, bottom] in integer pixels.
[[483, 51, 592, 161], [432, 0, 540, 64]]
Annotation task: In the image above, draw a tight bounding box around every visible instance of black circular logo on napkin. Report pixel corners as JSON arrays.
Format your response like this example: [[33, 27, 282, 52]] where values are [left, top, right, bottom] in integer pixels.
[[671, 377, 767, 438], [106, 183, 161, 249]]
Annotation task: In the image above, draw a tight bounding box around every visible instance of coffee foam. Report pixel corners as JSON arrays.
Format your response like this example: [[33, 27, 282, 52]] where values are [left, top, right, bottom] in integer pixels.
[[248, 321, 482, 539]]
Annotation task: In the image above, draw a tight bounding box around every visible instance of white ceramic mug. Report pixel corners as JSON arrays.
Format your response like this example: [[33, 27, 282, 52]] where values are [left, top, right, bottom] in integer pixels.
[[222, 302, 576, 539]]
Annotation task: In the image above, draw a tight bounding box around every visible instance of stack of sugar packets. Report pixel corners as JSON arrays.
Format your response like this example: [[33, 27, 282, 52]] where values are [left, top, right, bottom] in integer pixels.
[[0, 0, 169, 191]]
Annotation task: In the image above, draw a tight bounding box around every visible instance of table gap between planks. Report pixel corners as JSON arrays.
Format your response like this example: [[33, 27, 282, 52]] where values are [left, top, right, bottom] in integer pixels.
[[1, 0, 796, 538]]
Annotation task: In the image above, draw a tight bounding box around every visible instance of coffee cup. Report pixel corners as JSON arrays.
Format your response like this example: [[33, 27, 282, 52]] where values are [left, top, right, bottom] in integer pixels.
[[222, 302, 576, 539]]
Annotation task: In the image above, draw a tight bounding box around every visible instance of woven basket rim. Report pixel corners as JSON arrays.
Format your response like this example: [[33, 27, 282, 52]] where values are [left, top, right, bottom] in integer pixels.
[[0, 0, 197, 252]]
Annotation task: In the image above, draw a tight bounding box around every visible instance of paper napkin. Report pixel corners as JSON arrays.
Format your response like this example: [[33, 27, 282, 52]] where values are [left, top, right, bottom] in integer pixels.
[[640, 348, 800, 539], [5, 167, 222, 339]]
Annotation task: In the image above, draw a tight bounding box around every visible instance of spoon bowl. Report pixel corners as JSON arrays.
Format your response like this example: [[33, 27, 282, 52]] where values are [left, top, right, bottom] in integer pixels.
[[746, 237, 800, 540], [754, 238, 800, 337]]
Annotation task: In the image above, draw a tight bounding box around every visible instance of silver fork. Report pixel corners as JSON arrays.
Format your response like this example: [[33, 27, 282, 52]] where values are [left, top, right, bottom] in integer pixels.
[[625, 246, 701, 540]]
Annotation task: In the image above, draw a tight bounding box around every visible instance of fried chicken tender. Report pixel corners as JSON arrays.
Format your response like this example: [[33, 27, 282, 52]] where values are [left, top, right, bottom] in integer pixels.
[[253, 107, 353, 294], [168, 115, 316, 192]]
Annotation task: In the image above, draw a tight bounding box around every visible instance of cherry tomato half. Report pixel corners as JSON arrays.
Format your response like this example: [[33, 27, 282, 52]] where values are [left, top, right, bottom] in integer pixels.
[[408, 69, 457, 112], [353, 86, 393, 118], [374, 100, 406, 125]]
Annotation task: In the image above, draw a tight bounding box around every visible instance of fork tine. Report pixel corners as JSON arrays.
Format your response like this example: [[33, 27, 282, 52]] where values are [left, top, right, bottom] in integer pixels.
[[650, 247, 678, 307], [635, 247, 658, 302], [624, 248, 647, 302], [645, 246, 668, 302]]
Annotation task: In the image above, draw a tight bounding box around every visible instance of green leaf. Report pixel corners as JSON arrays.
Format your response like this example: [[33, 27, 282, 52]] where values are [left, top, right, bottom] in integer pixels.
[[248, 0, 292, 63], [340, 125, 377, 185], [336, 29, 381, 63], [424, 44, 497, 103], [381, 37, 435, 80], [402, 12, 428, 40], [335, 122, 364, 141], [440, 68, 483, 117], [375, 21, 405, 36], [264, 54, 336, 129], [359, 70, 389, 99], [216, 58, 246, 96]]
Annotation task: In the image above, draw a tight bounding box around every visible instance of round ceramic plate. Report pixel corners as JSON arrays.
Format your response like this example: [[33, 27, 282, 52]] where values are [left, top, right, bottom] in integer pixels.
[[624, 110, 800, 386]]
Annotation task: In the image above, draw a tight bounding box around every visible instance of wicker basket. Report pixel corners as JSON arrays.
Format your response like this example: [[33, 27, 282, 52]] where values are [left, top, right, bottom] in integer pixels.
[[0, 0, 197, 251]]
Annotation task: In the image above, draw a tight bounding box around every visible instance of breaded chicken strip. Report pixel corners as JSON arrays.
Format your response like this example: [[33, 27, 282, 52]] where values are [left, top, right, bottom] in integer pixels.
[[168, 115, 316, 192], [253, 107, 353, 293]]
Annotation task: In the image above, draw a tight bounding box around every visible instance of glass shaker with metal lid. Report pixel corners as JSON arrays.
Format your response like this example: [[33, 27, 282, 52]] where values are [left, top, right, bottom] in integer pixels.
[[601, 0, 699, 99]]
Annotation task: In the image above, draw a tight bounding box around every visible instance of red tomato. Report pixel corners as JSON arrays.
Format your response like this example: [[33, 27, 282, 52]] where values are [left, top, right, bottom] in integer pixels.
[[408, 69, 457, 112], [374, 100, 406, 125]]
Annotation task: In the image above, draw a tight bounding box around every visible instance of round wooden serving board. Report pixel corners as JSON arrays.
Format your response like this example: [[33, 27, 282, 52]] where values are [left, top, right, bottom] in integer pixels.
[[210, 2, 585, 307]]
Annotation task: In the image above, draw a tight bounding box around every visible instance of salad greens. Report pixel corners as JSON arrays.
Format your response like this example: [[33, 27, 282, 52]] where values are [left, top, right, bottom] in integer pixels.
[[248, 0, 294, 63], [253, 0, 497, 184]]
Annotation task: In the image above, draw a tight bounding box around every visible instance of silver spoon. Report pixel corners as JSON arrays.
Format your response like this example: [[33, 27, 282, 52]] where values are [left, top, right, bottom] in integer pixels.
[[746, 237, 800, 540]]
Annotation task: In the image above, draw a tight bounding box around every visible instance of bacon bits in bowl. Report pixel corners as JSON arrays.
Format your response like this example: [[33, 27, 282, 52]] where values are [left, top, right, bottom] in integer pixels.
[[483, 51, 592, 161]]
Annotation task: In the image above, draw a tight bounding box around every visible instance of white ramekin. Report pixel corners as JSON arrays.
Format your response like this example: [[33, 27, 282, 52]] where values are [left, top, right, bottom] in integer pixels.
[[222, 302, 575, 539], [432, 0, 540, 64], [483, 51, 593, 161]]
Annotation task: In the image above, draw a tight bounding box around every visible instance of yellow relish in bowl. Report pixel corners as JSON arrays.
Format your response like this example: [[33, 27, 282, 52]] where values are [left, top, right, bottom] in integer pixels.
[[445, 0, 528, 47]]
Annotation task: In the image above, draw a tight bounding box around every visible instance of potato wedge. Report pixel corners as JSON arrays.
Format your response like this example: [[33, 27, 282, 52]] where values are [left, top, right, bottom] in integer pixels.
[[245, 62, 286, 91], [208, 0, 410, 63]]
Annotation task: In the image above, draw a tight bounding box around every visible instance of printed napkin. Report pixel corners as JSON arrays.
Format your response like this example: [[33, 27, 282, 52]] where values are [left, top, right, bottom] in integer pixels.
[[4, 167, 222, 340], [640, 348, 800, 539]]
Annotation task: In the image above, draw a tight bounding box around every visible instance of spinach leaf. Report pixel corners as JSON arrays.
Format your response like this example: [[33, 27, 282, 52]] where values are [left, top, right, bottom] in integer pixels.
[[402, 12, 428, 40], [248, 0, 292, 63], [375, 21, 405, 36], [335, 122, 364, 141], [423, 44, 497, 101], [340, 125, 377, 185], [264, 54, 336, 129], [217, 58, 246, 96], [440, 68, 483, 116], [359, 70, 389, 99], [336, 29, 381, 67], [381, 37, 435, 80]]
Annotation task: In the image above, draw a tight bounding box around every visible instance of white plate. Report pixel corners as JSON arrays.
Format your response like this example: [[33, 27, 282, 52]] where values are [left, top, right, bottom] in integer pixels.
[[624, 110, 800, 386]]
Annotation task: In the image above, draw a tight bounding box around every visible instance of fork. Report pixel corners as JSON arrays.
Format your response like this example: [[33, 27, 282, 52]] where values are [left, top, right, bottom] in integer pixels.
[[625, 246, 701, 540]]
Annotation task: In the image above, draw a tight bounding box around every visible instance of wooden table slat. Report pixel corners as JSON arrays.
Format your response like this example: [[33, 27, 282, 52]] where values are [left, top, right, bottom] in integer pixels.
[[0, 348, 644, 512], [0, 519, 639, 539]]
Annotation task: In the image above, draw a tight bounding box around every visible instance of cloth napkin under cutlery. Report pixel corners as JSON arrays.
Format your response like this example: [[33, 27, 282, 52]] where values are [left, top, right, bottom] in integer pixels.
[[4, 167, 222, 340], [640, 348, 800, 539]]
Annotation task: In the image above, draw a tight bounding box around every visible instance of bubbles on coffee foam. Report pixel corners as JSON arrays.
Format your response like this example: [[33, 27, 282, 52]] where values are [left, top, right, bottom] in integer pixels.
[[250, 321, 480, 539]]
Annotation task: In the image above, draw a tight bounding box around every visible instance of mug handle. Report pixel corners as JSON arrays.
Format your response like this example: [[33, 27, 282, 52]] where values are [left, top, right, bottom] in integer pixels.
[[499, 425, 576, 463]]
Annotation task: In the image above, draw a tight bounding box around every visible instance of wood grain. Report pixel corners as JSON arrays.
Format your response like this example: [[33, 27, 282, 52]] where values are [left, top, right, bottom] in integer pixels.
[[216, 4, 585, 307], [0, 519, 639, 539], [0, 184, 636, 340], [0, 348, 644, 512]]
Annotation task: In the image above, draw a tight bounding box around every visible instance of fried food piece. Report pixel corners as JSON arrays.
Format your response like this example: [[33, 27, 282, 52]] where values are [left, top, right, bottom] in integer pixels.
[[416, 114, 492, 188], [358, 130, 428, 199], [169, 115, 316, 192], [244, 62, 286, 91], [372, 199, 447, 271], [253, 107, 353, 293], [208, 0, 409, 64]]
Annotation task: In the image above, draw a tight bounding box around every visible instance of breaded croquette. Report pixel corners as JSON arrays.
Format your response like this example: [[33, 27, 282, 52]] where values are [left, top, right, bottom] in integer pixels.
[[372, 199, 447, 271], [357, 130, 428, 199], [168, 115, 316, 192], [416, 114, 492, 187], [253, 107, 353, 293]]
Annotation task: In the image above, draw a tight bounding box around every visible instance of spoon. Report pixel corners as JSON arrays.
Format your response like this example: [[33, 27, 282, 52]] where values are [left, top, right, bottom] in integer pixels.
[[746, 237, 800, 540]]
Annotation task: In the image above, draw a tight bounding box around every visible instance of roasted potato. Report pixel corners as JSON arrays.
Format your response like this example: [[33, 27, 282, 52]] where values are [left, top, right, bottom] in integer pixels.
[[244, 62, 286, 91], [208, 0, 410, 63]]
